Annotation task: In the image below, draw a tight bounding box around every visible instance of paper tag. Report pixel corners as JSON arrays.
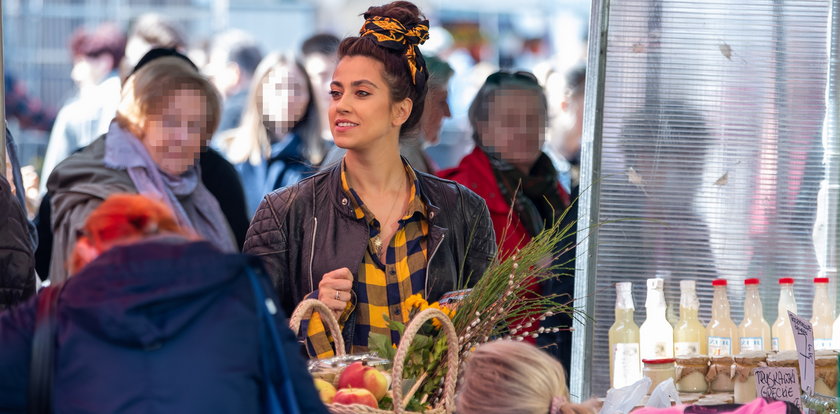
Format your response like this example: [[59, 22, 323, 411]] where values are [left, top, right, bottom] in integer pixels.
[[754, 367, 802, 411], [708, 336, 732, 356], [613, 343, 642, 388], [740, 337, 764, 351], [675, 341, 700, 356], [814, 338, 833, 350], [788, 311, 815, 396], [772, 337, 780, 352]]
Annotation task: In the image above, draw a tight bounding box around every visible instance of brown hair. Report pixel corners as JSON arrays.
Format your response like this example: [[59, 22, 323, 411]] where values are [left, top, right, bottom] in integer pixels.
[[69, 194, 191, 274], [69, 22, 126, 70], [115, 55, 221, 145], [338, 1, 429, 134]]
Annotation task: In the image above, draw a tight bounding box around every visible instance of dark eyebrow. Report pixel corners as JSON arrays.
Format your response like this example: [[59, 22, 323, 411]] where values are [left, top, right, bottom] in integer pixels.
[[330, 80, 379, 89]]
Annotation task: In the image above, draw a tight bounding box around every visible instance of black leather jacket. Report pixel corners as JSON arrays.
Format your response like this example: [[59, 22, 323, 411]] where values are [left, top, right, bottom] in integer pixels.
[[243, 162, 497, 324]]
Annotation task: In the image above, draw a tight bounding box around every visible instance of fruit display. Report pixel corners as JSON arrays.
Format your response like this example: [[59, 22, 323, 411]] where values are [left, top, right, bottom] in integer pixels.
[[312, 361, 392, 409]]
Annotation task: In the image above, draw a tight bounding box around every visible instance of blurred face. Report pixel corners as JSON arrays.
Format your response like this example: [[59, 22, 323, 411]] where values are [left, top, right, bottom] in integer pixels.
[[304, 52, 338, 111], [420, 84, 451, 145], [142, 87, 209, 176], [261, 63, 311, 137], [329, 55, 410, 151], [71, 54, 112, 89], [477, 89, 546, 172]]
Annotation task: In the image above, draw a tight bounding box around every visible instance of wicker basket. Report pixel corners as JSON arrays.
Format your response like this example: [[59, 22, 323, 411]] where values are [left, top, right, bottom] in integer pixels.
[[289, 299, 346, 357], [290, 300, 459, 414]]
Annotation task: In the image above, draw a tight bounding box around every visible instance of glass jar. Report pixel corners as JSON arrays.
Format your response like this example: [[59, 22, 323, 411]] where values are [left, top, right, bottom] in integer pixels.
[[815, 350, 838, 397], [675, 354, 709, 393], [733, 351, 767, 403], [706, 355, 735, 392], [643, 358, 676, 394], [766, 350, 800, 389]]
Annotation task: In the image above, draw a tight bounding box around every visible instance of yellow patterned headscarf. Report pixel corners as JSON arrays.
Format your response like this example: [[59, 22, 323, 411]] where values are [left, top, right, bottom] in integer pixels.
[[359, 14, 430, 86]]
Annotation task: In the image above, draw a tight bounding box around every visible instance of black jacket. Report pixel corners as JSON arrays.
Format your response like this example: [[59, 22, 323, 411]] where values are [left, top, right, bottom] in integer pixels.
[[0, 237, 328, 413], [0, 175, 35, 310], [243, 162, 497, 333]]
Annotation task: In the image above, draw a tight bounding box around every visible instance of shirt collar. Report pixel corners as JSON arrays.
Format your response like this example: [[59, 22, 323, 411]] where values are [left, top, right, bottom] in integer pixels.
[[339, 158, 427, 224]]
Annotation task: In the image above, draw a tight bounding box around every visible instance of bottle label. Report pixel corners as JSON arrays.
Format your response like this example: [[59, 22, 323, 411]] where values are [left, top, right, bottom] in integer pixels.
[[739, 337, 764, 351], [772, 337, 779, 352], [675, 341, 700, 356], [613, 343, 642, 388], [815, 339, 833, 350], [708, 336, 732, 356]]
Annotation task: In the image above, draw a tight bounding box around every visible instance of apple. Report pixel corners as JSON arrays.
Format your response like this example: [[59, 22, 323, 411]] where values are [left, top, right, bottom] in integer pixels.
[[337, 361, 388, 400], [332, 387, 379, 408], [313, 378, 336, 404]]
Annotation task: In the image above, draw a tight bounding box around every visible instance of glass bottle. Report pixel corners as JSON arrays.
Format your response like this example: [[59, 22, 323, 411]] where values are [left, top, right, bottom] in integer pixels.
[[674, 280, 707, 356], [812, 277, 834, 350], [640, 278, 674, 359], [739, 278, 770, 352], [772, 278, 797, 351], [609, 282, 642, 388], [706, 279, 738, 356]]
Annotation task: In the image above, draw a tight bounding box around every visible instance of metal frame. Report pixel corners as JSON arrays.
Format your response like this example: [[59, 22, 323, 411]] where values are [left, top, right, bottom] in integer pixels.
[[570, 0, 610, 402]]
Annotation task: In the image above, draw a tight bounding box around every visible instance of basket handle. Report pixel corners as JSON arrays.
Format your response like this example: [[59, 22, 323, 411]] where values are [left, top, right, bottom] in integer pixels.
[[288, 299, 346, 357], [391, 308, 459, 414]]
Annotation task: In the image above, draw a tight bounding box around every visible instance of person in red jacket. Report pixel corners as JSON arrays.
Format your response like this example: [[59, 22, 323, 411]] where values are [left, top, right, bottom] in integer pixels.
[[437, 70, 573, 370]]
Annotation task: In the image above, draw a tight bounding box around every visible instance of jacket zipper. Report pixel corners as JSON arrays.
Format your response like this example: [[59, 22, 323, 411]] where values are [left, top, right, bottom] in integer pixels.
[[309, 217, 318, 292], [425, 234, 445, 297]]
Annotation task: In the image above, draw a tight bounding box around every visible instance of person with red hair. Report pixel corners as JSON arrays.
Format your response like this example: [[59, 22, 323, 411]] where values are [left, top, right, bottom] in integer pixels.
[[0, 194, 327, 413]]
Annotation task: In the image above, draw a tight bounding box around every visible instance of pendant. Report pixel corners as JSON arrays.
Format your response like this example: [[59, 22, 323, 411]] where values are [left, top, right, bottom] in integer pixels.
[[373, 235, 382, 251]]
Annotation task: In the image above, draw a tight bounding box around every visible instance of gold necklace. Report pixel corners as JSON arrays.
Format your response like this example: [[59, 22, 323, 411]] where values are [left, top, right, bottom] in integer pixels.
[[372, 175, 406, 255]]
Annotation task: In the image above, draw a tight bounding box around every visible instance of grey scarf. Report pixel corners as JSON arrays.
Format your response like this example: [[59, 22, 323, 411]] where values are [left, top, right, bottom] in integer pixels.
[[103, 122, 236, 252]]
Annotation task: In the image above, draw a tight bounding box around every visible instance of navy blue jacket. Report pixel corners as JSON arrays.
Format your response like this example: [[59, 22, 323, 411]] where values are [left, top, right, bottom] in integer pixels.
[[0, 237, 327, 414]]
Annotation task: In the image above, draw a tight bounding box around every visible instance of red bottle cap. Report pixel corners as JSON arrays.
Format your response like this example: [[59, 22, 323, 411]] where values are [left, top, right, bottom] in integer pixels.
[[712, 279, 727, 286], [744, 278, 760, 285], [814, 277, 829, 284], [642, 358, 677, 364], [779, 278, 794, 285]]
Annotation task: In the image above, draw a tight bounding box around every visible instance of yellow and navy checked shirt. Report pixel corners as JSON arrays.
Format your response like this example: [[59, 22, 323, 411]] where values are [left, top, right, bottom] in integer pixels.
[[305, 161, 430, 358]]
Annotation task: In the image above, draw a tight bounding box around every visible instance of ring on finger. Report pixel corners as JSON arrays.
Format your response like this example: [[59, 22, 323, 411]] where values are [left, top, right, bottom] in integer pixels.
[[335, 290, 341, 301]]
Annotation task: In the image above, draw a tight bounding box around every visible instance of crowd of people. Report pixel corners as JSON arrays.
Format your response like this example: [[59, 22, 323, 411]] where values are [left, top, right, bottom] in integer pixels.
[[1, 1, 587, 412]]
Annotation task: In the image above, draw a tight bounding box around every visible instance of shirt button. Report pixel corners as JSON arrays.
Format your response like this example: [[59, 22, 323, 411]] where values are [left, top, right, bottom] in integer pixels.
[[394, 307, 401, 316], [389, 269, 396, 276], [341, 198, 348, 206], [429, 211, 435, 219]]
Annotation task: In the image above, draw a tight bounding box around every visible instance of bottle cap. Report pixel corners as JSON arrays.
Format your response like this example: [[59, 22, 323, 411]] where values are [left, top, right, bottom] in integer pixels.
[[712, 279, 727, 286], [779, 278, 794, 285], [814, 277, 829, 284], [744, 278, 760, 285], [642, 358, 676, 365], [616, 282, 632, 292], [680, 280, 695, 290]]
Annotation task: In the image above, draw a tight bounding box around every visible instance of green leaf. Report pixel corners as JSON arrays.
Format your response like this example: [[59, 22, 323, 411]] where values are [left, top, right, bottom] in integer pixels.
[[368, 333, 396, 361]]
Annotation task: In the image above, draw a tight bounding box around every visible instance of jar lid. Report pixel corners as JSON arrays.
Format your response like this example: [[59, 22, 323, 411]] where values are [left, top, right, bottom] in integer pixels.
[[767, 350, 800, 365], [709, 355, 735, 363], [734, 351, 767, 364], [744, 278, 759, 285], [712, 279, 727, 286], [779, 278, 794, 285], [676, 354, 709, 365], [643, 358, 676, 364]]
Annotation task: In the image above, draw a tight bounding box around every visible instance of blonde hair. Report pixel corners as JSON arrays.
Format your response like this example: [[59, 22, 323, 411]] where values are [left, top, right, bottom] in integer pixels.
[[457, 340, 584, 414], [222, 52, 323, 166], [115, 56, 221, 145]]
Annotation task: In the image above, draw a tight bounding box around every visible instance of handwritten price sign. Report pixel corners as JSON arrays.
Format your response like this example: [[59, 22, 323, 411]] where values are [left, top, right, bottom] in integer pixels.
[[754, 367, 802, 411], [788, 311, 815, 397]]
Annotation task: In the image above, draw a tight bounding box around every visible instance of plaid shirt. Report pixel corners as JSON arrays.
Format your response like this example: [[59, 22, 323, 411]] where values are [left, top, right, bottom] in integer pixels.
[[305, 161, 429, 358]]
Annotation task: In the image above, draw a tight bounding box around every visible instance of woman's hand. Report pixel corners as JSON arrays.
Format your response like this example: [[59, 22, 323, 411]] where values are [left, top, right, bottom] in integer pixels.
[[318, 267, 354, 319]]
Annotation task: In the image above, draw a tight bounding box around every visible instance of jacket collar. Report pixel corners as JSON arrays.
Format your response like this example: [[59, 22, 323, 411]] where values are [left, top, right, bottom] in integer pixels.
[[325, 156, 442, 224]]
